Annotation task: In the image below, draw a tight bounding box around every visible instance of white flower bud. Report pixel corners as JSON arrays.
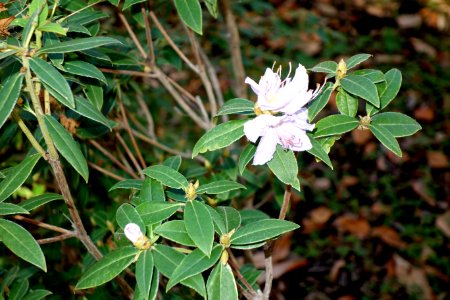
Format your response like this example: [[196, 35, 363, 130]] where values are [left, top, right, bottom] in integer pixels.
[[124, 223, 143, 244]]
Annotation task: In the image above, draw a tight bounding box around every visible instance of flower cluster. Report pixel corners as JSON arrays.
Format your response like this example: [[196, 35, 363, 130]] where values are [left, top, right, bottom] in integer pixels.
[[244, 63, 320, 165]]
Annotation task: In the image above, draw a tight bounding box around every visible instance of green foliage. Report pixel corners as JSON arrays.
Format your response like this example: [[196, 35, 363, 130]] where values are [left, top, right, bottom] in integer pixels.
[[267, 146, 301, 192], [216, 98, 255, 116], [174, 0, 203, 35], [207, 263, 238, 300], [184, 200, 215, 256], [0, 73, 24, 129]]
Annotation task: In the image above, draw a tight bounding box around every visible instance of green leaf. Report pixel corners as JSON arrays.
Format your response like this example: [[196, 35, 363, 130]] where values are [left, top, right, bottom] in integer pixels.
[[109, 179, 143, 191], [206, 205, 226, 236], [163, 155, 182, 171], [140, 178, 165, 202], [0, 203, 29, 215], [306, 134, 333, 169], [22, 289, 52, 300], [192, 119, 246, 157], [0, 50, 19, 61], [371, 112, 421, 137], [148, 268, 159, 300], [153, 244, 206, 297], [167, 245, 222, 290], [216, 98, 255, 116], [83, 83, 103, 110], [136, 202, 183, 225], [205, 0, 218, 18], [308, 82, 334, 122], [174, 0, 202, 35], [63, 61, 107, 84], [75, 246, 139, 289], [238, 143, 256, 175], [73, 96, 112, 129], [216, 206, 241, 233], [207, 263, 238, 300], [197, 180, 245, 195], [240, 209, 270, 225], [0, 219, 46, 271], [267, 146, 300, 192], [0, 72, 24, 130], [0, 153, 41, 203], [184, 200, 214, 256], [369, 124, 402, 157], [336, 89, 358, 117], [341, 74, 379, 107], [314, 114, 359, 138], [230, 241, 266, 250], [231, 219, 299, 245], [116, 203, 145, 234], [44, 115, 89, 182], [379, 68, 402, 109], [18, 193, 63, 211], [123, 0, 146, 10], [29, 57, 74, 108], [37, 37, 121, 54], [310, 61, 337, 74], [29, 0, 48, 26], [154, 220, 195, 247], [143, 165, 188, 189], [352, 69, 385, 83], [136, 250, 154, 299], [9, 279, 29, 300], [345, 53, 372, 69], [38, 23, 67, 35]]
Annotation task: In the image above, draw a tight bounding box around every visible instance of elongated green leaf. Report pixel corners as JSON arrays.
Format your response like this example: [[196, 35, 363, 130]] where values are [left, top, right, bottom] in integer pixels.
[[140, 178, 165, 202], [239, 143, 256, 175], [230, 241, 266, 250], [216, 98, 255, 116], [9, 278, 29, 300], [308, 82, 334, 122], [216, 206, 241, 233], [38, 22, 67, 35], [192, 120, 246, 157], [44, 115, 88, 182], [109, 179, 143, 191], [207, 205, 226, 235], [22, 289, 52, 300], [163, 155, 182, 171], [314, 114, 359, 138], [19, 193, 63, 211], [0, 50, 19, 61], [153, 244, 206, 297], [345, 53, 372, 69], [37, 37, 121, 54], [76, 246, 139, 289], [0, 72, 24, 130], [29, 57, 74, 108], [73, 96, 112, 128], [136, 250, 154, 299], [379, 68, 402, 109], [143, 165, 188, 189], [371, 112, 421, 137], [231, 219, 299, 245], [174, 0, 202, 35], [123, 0, 146, 10], [185, 200, 214, 256], [336, 89, 358, 117], [116, 203, 145, 234], [207, 263, 238, 300], [136, 202, 183, 225], [63, 61, 106, 84], [167, 245, 222, 290], [369, 124, 402, 157], [310, 61, 337, 74], [240, 209, 270, 225], [0, 219, 46, 271], [205, 0, 218, 18], [352, 69, 385, 83], [306, 134, 333, 169], [83, 83, 103, 110], [341, 74, 379, 107], [148, 268, 159, 300], [267, 146, 300, 192], [0, 203, 29, 215], [154, 220, 195, 247], [0, 153, 41, 203], [197, 180, 245, 195]]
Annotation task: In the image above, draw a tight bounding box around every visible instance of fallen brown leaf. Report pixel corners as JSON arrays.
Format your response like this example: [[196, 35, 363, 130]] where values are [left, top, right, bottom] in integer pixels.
[[310, 206, 333, 225], [372, 226, 407, 249], [414, 105, 435, 122], [334, 214, 371, 239], [427, 151, 449, 168], [411, 180, 437, 206], [435, 210, 450, 237], [329, 259, 345, 283], [394, 255, 434, 300]]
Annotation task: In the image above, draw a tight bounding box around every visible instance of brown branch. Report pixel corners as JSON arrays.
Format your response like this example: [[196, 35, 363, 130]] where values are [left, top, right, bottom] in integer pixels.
[[13, 215, 73, 235], [99, 68, 157, 78], [118, 12, 147, 59], [37, 232, 76, 244], [88, 162, 127, 181], [141, 4, 155, 65], [115, 133, 143, 177], [227, 248, 258, 299]]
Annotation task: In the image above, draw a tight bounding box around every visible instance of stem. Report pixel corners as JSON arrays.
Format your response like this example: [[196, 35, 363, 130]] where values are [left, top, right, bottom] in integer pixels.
[[13, 215, 73, 235], [118, 12, 147, 59], [226, 248, 258, 299], [88, 162, 127, 181], [38, 232, 77, 245], [11, 110, 46, 157]]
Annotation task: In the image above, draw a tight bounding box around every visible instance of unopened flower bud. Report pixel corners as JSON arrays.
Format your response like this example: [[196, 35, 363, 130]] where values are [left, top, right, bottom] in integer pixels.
[[124, 223, 143, 244], [185, 180, 199, 201], [220, 250, 229, 265], [337, 59, 347, 79], [358, 115, 371, 130]]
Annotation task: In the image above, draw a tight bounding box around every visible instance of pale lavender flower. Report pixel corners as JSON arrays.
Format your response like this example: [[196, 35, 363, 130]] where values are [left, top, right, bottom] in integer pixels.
[[124, 223, 143, 244], [244, 108, 314, 165], [245, 63, 320, 114]]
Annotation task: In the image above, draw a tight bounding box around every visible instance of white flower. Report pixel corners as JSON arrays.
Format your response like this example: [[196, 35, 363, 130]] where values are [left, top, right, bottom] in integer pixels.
[[124, 223, 144, 244], [244, 108, 314, 165], [245, 64, 320, 114]]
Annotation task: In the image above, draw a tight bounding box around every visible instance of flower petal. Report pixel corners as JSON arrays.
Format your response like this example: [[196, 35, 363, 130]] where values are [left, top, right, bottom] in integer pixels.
[[244, 114, 281, 143], [245, 77, 260, 95], [253, 129, 279, 165]]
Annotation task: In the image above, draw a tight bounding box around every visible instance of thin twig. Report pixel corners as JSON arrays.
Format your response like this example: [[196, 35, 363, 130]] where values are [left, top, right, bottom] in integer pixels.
[[117, 85, 146, 169], [221, 0, 247, 99], [37, 232, 77, 244], [13, 215, 73, 234], [99, 68, 157, 78], [115, 133, 144, 178], [198, 47, 225, 107], [226, 248, 258, 299], [89, 140, 139, 179], [88, 162, 127, 181], [118, 12, 147, 59], [11, 110, 46, 157], [135, 88, 156, 139], [141, 3, 155, 65]]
